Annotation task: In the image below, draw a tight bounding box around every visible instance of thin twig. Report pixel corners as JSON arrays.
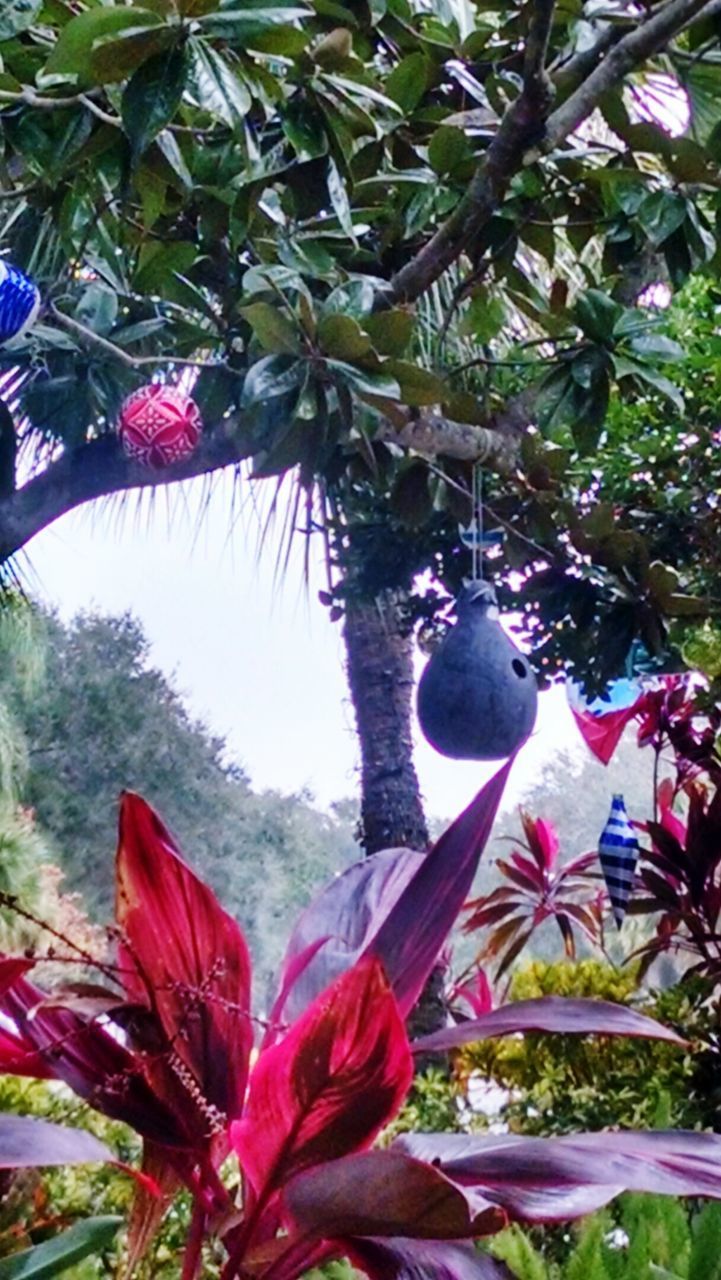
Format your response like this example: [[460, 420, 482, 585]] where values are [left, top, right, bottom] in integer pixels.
[[50, 304, 228, 370]]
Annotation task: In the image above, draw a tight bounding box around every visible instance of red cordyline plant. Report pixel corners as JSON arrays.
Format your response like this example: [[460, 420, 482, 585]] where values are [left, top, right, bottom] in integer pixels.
[[574, 673, 721, 980], [463, 811, 603, 980], [3, 766, 721, 1280]]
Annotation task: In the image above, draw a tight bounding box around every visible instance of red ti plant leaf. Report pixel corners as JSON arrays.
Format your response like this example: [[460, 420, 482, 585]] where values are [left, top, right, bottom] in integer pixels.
[[464, 811, 601, 978], [271, 760, 511, 1028], [369, 760, 513, 1017], [283, 1149, 506, 1239], [116, 792, 252, 1123], [396, 1130, 721, 1223], [0, 1114, 112, 1169], [347, 1238, 515, 1280], [411, 995, 686, 1055], [271, 848, 424, 1029], [0, 965, 195, 1148], [231, 955, 412, 1210]]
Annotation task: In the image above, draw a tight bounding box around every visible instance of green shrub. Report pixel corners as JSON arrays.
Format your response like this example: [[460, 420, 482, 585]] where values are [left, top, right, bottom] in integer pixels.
[[488, 1194, 721, 1280], [458, 960, 716, 1136]]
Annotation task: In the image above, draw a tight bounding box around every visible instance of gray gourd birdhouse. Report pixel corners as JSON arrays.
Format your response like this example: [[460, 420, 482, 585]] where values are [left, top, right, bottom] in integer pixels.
[[417, 581, 538, 760]]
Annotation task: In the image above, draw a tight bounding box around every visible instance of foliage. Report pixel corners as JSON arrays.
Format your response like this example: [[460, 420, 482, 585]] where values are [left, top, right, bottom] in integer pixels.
[[456, 959, 716, 1137], [1, 774, 719, 1280], [0, 605, 359, 1000], [489, 1193, 721, 1280], [464, 812, 602, 980], [2, 0, 721, 700]]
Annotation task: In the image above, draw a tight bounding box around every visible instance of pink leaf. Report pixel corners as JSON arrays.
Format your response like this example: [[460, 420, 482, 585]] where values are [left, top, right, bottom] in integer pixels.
[[411, 996, 685, 1054], [231, 955, 412, 1203], [397, 1130, 721, 1222], [272, 848, 424, 1028], [116, 793, 252, 1122], [370, 760, 512, 1016], [571, 704, 640, 765]]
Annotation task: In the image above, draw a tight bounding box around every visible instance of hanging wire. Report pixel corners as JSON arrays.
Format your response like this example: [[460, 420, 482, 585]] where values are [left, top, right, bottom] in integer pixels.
[[471, 460, 484, 582]]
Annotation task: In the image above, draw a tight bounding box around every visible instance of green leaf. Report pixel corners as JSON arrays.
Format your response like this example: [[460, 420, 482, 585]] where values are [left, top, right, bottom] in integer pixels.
[[323, 279, 375, 319], [241, 302, 301, 354], [428, 125, 469, 176], [282, 96, 327, 157], [384, 359, 445, 406], [459, 290, 505, 343], [155, 128, 193, 187], [385, 52, 431, 111], [637, 190, 688, 246], [627, 333, 685, 363], [0, 1217, 122, 1280], [134, 241, 198, 293], [612, 355, 684, 412], [0, 0, 41, 41], [198, 7, 311, 38], [363, 309, 414, 356], [574, 290, 622, 344], [75, 282, 118, 337], [121, 45, 188, 158], [326, 157, 356, 244], [317, 313, 371, 359], [43, 6, 165, 84], [325, 360, 401, 399], [242, 355, 305, 406], [189, 38, 251, 125]]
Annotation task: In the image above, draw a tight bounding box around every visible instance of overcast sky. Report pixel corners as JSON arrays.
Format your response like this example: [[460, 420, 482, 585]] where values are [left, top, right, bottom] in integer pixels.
[[23, 471, 582, 819]]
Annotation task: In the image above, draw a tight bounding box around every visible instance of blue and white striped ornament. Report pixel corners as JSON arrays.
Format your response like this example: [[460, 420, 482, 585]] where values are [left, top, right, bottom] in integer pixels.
[[0, 261, 40, 346], [599, 794, 639, 928]]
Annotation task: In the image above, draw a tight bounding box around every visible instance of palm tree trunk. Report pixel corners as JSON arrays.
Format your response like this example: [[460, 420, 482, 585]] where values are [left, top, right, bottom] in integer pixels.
[[343, 589, 429, 856]]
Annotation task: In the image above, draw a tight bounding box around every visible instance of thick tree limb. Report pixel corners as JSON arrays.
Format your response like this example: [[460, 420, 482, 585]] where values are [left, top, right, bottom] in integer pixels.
[[0, 417, 249, 563], [390, 0, 715, 305]]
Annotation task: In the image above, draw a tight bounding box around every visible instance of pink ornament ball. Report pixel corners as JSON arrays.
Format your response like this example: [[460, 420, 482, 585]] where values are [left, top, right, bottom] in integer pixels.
[[118, 384, 202, 468]]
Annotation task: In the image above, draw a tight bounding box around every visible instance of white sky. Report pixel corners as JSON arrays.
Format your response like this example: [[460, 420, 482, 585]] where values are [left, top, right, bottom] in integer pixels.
[[22, 471, 582, 818]]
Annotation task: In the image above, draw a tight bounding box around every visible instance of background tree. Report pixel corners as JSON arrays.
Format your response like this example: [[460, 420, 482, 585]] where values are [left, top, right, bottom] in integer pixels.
[[0, 606, 359, 999], [3, 0, 721, 855]]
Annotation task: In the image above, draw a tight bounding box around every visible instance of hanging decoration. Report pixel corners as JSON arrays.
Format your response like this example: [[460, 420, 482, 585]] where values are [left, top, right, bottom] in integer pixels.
[[416, 463, 538, 761], [598, 793, 639, 928], [118, 384, 203, 469], [566, 677, 645, 765], [0, 261, 40, 346]]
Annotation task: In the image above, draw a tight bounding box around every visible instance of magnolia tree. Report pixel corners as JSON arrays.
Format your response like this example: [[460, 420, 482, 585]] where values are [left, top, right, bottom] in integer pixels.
[[2, 0, 721, 849], [4, 773, 721, 1280]]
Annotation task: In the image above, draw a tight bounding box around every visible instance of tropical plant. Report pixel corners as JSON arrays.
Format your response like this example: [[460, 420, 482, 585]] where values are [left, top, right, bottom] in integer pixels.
[[5, 0, 721, 867], [463, 812, 603, 980], [455, 959, 716, 1137], [2, 772, 721, 1279]]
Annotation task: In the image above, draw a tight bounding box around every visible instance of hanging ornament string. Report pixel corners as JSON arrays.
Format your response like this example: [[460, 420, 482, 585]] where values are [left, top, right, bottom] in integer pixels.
[[472, 460, 483, 582]]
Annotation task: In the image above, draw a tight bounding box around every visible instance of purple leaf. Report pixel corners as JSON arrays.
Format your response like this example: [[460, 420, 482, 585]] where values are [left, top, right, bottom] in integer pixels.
[[396, 1130, 721, 1222], [412, 996, 685, 1054], [370, 760, 513, 1016], [272, 848, 424, 1026], [0, 1114, 112, 1168], [347, 1238, 515, 1280], [284, 1149, 506, 1239]]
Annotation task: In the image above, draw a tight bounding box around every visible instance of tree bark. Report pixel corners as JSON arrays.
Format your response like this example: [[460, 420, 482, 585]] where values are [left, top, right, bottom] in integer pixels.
[[343, 589, 429, 856], [343, 588, 448, 1063]]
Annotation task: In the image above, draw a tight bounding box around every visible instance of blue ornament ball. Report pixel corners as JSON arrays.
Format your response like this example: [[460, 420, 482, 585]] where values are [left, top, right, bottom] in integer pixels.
[[0, 261, 40, 346]]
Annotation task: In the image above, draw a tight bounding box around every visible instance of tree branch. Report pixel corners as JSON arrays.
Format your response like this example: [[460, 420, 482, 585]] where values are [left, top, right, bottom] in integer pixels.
[[389, 0, 715, 305], [376, 388, 536, 473], [390, 1, 557, 304], [544, 0, 715, 149], [0, 418, 250, 564]]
